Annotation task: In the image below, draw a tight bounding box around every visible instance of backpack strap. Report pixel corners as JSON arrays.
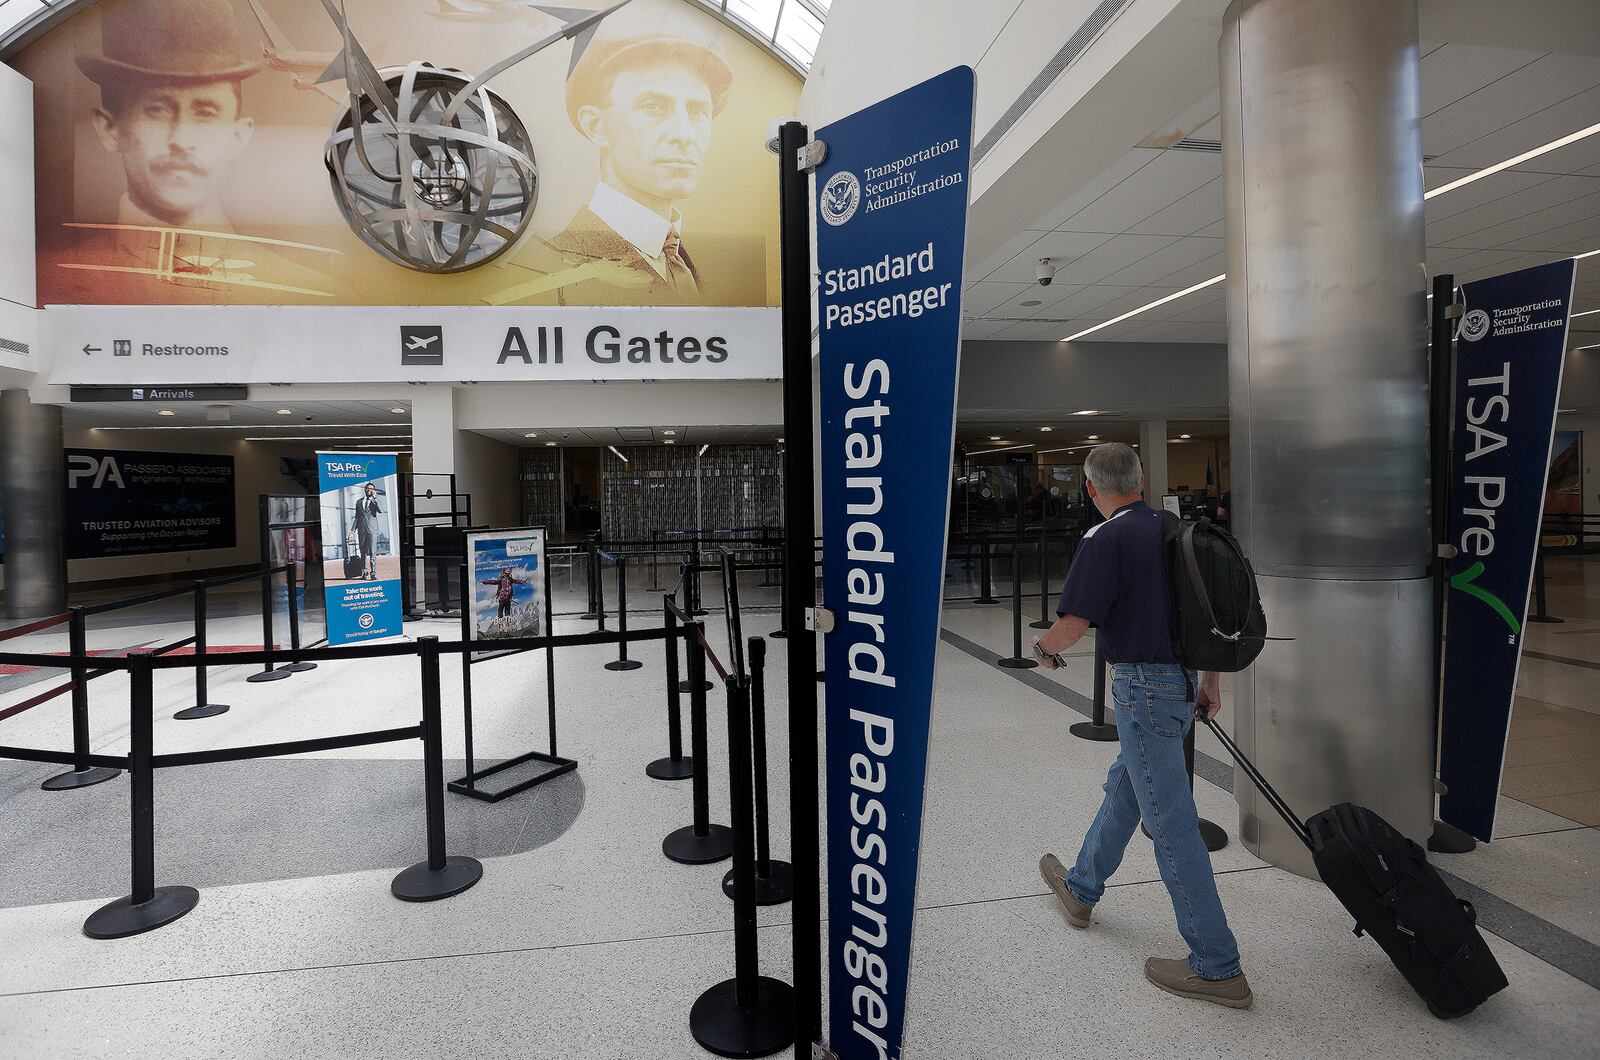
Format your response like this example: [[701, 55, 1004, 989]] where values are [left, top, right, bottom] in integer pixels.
[[1180, 521, 1242, 642]]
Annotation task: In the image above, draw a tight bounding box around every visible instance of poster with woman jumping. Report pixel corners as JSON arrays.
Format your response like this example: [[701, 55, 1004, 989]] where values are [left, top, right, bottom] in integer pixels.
[[466, 528, 546, 641]]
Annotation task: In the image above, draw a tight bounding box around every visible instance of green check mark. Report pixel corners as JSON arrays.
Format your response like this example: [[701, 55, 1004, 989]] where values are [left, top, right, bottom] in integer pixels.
[[1451, 561, 1521, 635]]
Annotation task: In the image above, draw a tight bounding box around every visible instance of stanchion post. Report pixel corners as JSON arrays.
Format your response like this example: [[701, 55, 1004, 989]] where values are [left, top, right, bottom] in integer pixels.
[[42, 609, 122, 791], [175, 581, 229, 720], [975, 534, 996, 604], [998, 547, 1038, 669], [690, 673, 796, 1055], [1031, 526, 1053, 630], [247, 566, 291, 683], [724, 636, 793, 904], [1069, 644, 1119, 742], [662, 621, 733, 864], [281, 561, 317, 672], [649, 530, 662, 591], [393, 636, 483, 901], [1528, 546, 1562, 624], [769, 543, 789, 639], [690, 540, 708, 617], [605, 556, 643, 671], [647, 600, 695, 780], [83, 652, 198, 938], [581, 539, 602, 621]]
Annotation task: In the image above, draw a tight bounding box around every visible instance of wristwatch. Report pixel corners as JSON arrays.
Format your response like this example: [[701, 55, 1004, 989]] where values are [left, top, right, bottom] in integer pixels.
[[1032, 641, 1068, 667]]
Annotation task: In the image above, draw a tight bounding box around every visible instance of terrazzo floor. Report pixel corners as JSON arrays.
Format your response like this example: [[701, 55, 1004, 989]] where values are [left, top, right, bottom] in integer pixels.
[[0, 565, 1596, 1059]]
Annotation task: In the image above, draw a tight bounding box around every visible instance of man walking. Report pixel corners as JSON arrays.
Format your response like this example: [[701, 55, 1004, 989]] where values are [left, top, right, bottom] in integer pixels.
[[1032, 442, 1251, 1008]]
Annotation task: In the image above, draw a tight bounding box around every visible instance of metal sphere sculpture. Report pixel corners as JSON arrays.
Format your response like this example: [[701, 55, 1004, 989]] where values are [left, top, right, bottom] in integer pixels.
[[326, 65, 537, 273]]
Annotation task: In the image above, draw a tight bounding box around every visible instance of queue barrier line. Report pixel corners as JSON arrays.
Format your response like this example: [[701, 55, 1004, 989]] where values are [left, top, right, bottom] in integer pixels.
[[150, 724, 421, 770], [0, 744, 128, 770], [0, 680, 78, 724], [0, 612, 74, 642]]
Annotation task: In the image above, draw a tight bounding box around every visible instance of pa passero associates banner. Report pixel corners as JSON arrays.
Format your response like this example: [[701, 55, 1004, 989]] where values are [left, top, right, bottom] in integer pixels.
[[64, 448, 235, 558], [1439, 258, 1576, 842], [815, 66, 974, 1060]]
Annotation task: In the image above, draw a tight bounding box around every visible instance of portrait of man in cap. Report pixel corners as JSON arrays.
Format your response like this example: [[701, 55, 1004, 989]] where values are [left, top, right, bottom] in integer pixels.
[[546, 12, 734, 305], [77, 0, 261, 230]]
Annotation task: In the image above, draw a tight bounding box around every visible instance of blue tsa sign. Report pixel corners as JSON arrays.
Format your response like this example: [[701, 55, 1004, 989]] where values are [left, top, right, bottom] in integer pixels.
[[1439, 259, 1576, 842], [317, 451, 403, 646], [816, 66, 974, 1060]]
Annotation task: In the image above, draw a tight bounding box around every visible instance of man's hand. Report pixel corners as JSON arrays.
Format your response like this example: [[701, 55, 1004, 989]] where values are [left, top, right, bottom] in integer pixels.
[[1031, 637, 1060, 669], [1195, 671, 1223, 720]]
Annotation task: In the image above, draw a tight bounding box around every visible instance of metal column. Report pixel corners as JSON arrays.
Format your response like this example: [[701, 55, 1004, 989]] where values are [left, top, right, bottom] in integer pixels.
[[1220, 0, 1434, 876], [0, 391, 68, 619]]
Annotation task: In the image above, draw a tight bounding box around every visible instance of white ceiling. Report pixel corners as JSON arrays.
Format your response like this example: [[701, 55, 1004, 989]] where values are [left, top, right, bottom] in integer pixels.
[[964, 41, 1600, 345], [62, 398, 412, 433]]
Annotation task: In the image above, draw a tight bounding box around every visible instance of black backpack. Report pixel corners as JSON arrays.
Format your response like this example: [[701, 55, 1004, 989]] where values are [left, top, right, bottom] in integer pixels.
[[1160, 512, 1266, 672]]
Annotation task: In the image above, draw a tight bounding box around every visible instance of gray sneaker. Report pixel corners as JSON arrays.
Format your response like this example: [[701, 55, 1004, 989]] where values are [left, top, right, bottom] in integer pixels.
[[1039, 853, 1092, 928], [1144, 957, 1253, 1008]]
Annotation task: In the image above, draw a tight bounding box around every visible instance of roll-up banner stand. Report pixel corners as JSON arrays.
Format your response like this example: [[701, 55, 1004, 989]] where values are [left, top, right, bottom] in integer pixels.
[[1439, 258, 1577, 842], [317, 451, 403, 646], [815, 66, 975, 1060]]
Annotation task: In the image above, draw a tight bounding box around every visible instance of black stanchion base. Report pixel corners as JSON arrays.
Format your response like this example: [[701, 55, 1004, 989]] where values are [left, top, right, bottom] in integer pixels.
[[998, 656, 1039, 670], [689, 976, 796, 1059], [767, 629, 787, 640], [605, 658, 645, 672], [174, 703, 230, 721], [816, 670, 825, 682], [662, 823, 735, 865], [246, 668, 293, 684], [1029, 619, 1053, 630], [391, 855, 483, 902], [41, 765, 121, 791], [1069, 721, 1119, 742], [580, 611, 603, 621], [690, 609, 709, 618], [83, 885, 199, 939], [646, 756, 696, 781], [1528, 614, 1564, 624], [974, 597, 998, 605], [281, 662, 318, 673], [1429, 819, 1478, 854], [678, 678, 716, 693], [1142, 819, 1228, 852], [722, 860, 794, 906]]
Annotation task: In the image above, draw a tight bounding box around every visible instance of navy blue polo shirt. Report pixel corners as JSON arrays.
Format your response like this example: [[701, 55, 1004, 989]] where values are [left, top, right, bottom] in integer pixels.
[[1056, 501, 1177, 665]]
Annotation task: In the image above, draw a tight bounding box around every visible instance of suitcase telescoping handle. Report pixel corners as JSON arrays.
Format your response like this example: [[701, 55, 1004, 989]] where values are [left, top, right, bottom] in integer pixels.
[[1199, 714, 1314, 852]]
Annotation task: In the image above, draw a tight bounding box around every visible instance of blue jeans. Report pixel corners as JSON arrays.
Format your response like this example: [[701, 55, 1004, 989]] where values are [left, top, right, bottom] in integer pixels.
[[1065, 662, 1242, 980]]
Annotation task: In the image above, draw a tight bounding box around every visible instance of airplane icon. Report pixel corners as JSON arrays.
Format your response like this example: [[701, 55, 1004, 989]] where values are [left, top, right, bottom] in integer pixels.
[[405, 334, 440, 350]]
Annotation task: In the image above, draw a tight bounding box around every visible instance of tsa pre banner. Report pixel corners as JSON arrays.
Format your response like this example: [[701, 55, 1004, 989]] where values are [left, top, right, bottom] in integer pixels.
[[1439, 259, 1576, 842], [317, 451, 402, 645], [816, 66, 974, 1060]]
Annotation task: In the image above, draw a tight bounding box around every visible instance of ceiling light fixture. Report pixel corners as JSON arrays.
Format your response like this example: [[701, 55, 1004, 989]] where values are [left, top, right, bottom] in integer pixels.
[[1571, 308, 1599, 318], [607, 445, 629, 464], [545, 441, 557, 447], [698, 444, 710, 457], [1574, 342, 1600, 351], [157, 409, 176, 416], [524, 432, 539, 438], [276, 408, 294, 415], [241, 435, 412, 442], [971, 443, 1036, 455], [665, 439, 676, 445], [1039, 426, 1053, 432], [989, 435, 1002, 441], [1180, 433, 1192, 439], [1087, 434, 1099, 440], [1573, 248, 1600, 262], [89, 422, 407, 431], [1424, 120, 1600, 200], [389, 407, 406, 414], [1055, 129, 1600, 344], [1072, 410, 1102, 416], [663, 429, 676, 436]]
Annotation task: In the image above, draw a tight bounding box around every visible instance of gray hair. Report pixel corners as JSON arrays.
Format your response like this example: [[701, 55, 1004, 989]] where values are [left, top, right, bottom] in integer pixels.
[[1083, 442, 1142, 496]]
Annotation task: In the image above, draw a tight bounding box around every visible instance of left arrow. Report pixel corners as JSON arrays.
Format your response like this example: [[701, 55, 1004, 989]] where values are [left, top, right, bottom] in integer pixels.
[[82, 344, 100, 355]]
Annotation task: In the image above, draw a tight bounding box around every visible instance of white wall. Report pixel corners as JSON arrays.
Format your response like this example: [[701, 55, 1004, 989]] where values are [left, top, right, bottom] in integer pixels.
[[453, 428, 521, 528], [0, 61, 35, 386]]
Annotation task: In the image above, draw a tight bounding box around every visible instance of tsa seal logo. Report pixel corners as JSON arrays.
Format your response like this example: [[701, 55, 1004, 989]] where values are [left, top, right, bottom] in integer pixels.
[[821, 171, 861, 227], [358, 612, 375, 630], [1461, 309, 1491, 342]]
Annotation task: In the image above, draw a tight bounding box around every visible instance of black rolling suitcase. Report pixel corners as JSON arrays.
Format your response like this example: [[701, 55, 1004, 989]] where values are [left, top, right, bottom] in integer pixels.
[[1201, 715, 1507, 1019]]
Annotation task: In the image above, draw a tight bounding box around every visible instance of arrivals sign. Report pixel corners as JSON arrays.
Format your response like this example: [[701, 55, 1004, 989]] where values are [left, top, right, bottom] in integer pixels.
[[45, 305, 780, 385], [317, 452, 402, 646], [816, 67, 974, 1060], [64, 448, 234, 558], [1439, 259, 1576, 842]]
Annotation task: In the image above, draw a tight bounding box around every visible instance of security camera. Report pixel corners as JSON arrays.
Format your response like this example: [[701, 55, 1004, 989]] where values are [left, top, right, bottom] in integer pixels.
[[1036, 259, 1056, 287]]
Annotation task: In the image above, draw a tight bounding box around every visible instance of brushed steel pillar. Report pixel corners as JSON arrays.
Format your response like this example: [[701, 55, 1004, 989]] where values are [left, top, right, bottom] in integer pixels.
[[1220, 0, 1433, 877], [1, 390, 68, 618]]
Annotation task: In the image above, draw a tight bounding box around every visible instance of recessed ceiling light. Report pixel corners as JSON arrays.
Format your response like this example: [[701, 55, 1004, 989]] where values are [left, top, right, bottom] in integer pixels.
[[1573, 308, 1599, 318], [545, 441, 557, 447], [1180, 433, 1192, 439], [777, 436, 785, 443], [1062, 275, 1227, 343], [525, 432, 540, 438], [1574, 342, 1600, 351], [1424, 119, 1600, 200], [1073, 410, 1101, 416], [989, 435, 1002, 441], [1087, 435, 1099, 440], [665, 439, 676, 445], [663, 429, 676, 436], [276, 408, 294, 415], [389, 407, 406, 414], [158, 409, 176, 416]]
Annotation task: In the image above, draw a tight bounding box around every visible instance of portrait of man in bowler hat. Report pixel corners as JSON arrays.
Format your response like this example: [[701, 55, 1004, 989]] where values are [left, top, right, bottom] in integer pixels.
[[77, 0, 260, 230], [547, 12, 733, 305]]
